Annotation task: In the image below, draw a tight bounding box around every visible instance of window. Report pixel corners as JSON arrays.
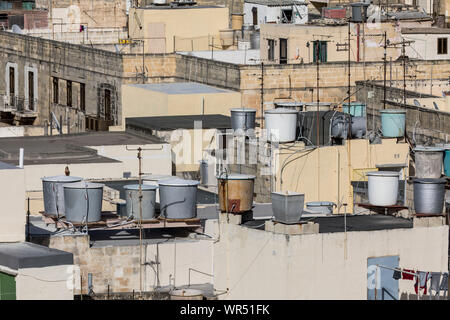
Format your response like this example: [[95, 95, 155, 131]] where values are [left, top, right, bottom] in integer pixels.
[[9, 67, 15, 105], [313, 41, 327, 63], [80, 83, 85, 112], [53, 77, 58, 104], [28, 71, 34, 111], [437, 37, 448, 55], [66, 80, 72, 107], [268, 39, 275, 61], [279, 38, 288, 64], [104, 89, 111, 121], [252, 7, 258, 26], [281, 9, 292, 23]]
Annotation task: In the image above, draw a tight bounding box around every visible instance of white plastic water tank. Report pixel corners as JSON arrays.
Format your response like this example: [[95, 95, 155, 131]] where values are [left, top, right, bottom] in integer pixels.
[[264, 108, 298, 143], [142, 174, 174, 202], [366, 171, 399, 206]]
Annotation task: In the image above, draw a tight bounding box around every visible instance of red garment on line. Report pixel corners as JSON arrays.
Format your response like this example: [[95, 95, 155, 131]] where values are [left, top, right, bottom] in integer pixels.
[[402, 269, 415, 280]]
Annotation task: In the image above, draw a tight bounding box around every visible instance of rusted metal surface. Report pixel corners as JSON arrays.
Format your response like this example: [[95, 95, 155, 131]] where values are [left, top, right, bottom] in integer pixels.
[[218, 179, 254, 213]]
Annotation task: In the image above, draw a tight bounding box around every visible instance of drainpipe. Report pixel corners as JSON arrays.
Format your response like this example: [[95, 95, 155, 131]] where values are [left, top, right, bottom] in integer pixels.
[[356, 23, 360, 62]]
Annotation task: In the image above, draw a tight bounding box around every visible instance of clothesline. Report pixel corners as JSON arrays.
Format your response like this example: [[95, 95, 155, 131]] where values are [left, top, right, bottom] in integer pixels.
[[376, 264, 442, 276]]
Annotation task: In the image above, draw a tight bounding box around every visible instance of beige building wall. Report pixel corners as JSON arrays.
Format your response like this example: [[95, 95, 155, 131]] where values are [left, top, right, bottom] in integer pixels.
[[15, 264, 74, 300], [273, 139, 410, 213], [120, 84, 241, 130], [0, 167, 25, 242], [212, 220, 449, 300], [128, 6, 229, 53], [404, 32, 450, 60]]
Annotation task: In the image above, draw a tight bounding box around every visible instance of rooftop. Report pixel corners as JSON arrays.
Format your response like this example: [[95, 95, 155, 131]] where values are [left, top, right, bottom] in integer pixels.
[[0, 132, 163, 165], [0, 242, 73, 270], [126, 114, 232, 131], [127, 82, 232, 95], [179, 50, 260, 65]]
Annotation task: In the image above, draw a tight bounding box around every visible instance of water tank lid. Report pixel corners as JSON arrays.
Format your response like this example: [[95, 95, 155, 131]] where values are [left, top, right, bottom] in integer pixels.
[[158, 178, 200, 187], [41, 175, 83, 182], [272, 191, 304, 196], [274, 102, 304, 107], [142, 174, 174, 181], [63, 182, 105, 189], [217, 173, 256, 180], [265, 108, 299, 114], [306, 201, 335, 206], [414, 146, 445, 152], [305, 102, 332, 106], [413, 178, 447, 184], [343, 102, 366, 106], [351, 2, 369, 6], [366, 171, 399, 177], [379, 109, 406, 114], [230, 108, 257, 113], [124, 184, 158, 191]]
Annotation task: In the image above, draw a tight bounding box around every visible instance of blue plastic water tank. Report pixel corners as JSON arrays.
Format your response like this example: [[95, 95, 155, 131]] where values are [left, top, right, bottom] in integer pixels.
[[380, 109, 406, 138], [342, 102, 366, 117]]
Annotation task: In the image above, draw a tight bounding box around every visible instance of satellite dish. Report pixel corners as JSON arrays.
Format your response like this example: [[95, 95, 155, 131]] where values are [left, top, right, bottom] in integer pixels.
[[433, 102, 439, 110], [11, 25, 23, 34], [413, 99, 421, 107]]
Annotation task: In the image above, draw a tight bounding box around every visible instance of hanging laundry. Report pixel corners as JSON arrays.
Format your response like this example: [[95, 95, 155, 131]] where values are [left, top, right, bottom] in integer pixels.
[[393, 269, 401, 280], [414, 271, 429, 294], [402, 269, 415, 280], [430, 272, 441, 295]]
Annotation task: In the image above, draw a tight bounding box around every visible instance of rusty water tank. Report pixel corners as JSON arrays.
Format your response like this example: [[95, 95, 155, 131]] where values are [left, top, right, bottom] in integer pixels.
[[217, 173, 255, 213]]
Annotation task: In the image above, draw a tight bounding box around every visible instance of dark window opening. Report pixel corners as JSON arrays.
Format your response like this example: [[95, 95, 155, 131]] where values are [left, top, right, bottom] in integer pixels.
[[252, 7, 258, 26], [313, 41, 327, 63], [104, 89, 111, 121], [53, 77, 58, 104], [279, 38, 288, 64], [66, 80, 72, 107], [438, 38, 448, 55], [268, 39, 275, 61], [281, 9, 293, 23], [80, 83, 85, 112], [9, 67, 15, 105], [28, 71, 34, 111]]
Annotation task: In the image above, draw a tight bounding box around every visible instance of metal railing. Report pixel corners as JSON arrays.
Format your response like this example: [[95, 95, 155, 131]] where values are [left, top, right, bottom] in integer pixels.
[[0, 94, 38, 113]]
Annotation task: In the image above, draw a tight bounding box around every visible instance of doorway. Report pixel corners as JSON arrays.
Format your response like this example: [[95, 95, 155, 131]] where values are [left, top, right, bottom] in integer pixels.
[[279, 38, 288, 64]]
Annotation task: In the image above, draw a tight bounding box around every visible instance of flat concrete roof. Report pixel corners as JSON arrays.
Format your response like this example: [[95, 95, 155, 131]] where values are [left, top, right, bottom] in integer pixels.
[[127, 82, 231, 95], [0, 242, 73, 270], [126, 114, 232, 131], [0, 132, 163, 165], [242, 214, 413, 233], [0, 161, 19, 170]]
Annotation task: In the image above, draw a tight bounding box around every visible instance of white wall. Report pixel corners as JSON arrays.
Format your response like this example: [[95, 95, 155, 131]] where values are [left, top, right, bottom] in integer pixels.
[[404, 33, 450, 60], [243, 3, 308, 29], [0, 167, 25, 242], [16, 264, 74, 300], [210, 220, 449, 299]]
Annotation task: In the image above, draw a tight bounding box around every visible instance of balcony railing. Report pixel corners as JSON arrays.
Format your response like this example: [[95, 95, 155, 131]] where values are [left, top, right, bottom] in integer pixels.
[[0, 94, 38, 114]]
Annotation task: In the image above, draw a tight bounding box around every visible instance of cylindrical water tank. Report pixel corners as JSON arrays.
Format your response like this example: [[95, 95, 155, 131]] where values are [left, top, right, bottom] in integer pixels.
[[304, 102, 332, 112], [63, 182, 104, 223], [124, 184, 157, 221], [159, 178, 199, 219], [250, 32, 260, 49], [351, 116, 366, 138], [444, 144, 450, 177], [414, 146, 444, 179], [230, 108, 256, 133], [217, 173, 255, 213], [351, 2, 369, 22], [380, 109, 406, 138], [265, 108, 298, 143], [142, 174, 173, 203], [413, 178, 446, 214], [199, 159, 217, 187], [366, 171, 399, 206], [342, 102, 366, 117], [42, 175, 83, 216]]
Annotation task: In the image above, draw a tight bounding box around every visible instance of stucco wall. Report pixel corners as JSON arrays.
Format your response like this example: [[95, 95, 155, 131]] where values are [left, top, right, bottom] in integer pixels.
[[0, 167, 25, 242], [16, 264, 74, 300], [404, 33, 450, 60], [212, 221, 448, 299]]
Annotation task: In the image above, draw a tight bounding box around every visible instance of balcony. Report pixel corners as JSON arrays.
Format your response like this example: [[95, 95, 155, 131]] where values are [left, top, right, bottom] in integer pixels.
[[0, 94, 38, 125]]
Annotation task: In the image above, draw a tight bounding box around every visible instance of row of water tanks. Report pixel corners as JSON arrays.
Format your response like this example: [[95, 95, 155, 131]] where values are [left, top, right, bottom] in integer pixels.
[[230, 102, 368, 143]]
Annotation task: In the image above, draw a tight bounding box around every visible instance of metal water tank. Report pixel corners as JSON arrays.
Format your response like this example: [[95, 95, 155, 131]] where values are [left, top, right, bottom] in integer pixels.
[[414, 146, 444, 179], [413, 178, 446, 214], [230, 108, 256, 133], [271, 191, 305, 223], [63, 182, 104, 223], [250, 32, 260, 49], [142, 174, 174, 202], [351, 2, 369, 22], [199, 159, 217, 187], [218, 173, 255, 213], [159, 178, 200, 219], [42, 175, 83, 216], [265, 108, 298, 142], [124, 184, 157, 220], [351, 116, 366, 138]]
